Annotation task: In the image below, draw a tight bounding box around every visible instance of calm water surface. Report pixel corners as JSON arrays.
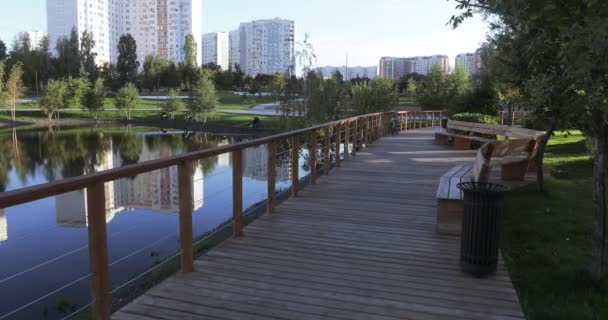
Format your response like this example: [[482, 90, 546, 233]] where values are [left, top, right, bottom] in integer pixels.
[[0, 125, 307, 319]]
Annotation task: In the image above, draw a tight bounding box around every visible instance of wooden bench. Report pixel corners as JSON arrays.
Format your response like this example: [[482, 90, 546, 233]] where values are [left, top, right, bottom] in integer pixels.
[[436, 142, 493, 235], [491, 138, 537, 181], [435, 119, 543, 150]]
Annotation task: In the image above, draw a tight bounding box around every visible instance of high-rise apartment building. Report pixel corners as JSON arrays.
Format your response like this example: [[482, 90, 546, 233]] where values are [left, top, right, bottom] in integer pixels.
[[317, 66, 377, 80], [47, 0, 203, 66], [202, 32, 230, 70], [231, 18, 295, 75], [456, 49, 482, 76], [378, 55, 449, 80], [229, 30, 241, 69]]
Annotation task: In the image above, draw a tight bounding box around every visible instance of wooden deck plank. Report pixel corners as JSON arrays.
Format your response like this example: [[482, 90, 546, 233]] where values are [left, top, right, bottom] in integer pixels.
[[113, 128, 525, 320]]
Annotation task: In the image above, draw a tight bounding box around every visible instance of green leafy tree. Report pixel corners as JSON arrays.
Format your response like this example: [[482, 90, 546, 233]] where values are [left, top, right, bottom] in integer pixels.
[[54, 28, 81, 78], [65, 77, 88, 109], [81, 79, 106, 120], [142, 55, 169, 94], [161, 61, 181, 89], [80, 30, 98, 82], [6, 62, 24, 121], [417, 63, 448, 109], [0, 40, 6, 61], [183, 34, 198, 67], [39, 79, 68, 121], [117, 34, 139, 86], [187, 72, 218, 123], [351, 78, 398, 115], [407, 79, 418, 97], [162, 89, 182, 119], [114, 83, 139, 120]]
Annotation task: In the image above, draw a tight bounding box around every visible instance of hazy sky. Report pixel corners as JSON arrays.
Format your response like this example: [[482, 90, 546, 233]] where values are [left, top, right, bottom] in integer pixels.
[[0, 0, 489, 67]]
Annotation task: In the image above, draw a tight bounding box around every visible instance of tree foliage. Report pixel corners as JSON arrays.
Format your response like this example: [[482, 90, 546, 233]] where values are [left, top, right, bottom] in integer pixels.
[[39, 79, 68, 121], [351, 78, 398, 115], [162, 89, 182, 119], [81, 79, 106, 119], [117, 34, 139, 86], [80, 30, 98, 82], [183, 34, 198, 67], [114, 83, 139, 120], [6, 62, 24, 121], [187, 72, 218, 123]]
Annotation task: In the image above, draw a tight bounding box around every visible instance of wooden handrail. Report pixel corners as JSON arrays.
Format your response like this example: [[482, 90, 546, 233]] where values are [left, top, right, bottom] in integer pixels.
[[0, 110, 444, 320]]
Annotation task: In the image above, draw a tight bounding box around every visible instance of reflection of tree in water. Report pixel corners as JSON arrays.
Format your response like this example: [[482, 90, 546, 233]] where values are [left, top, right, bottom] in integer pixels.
[[117, 133, 143, 166]]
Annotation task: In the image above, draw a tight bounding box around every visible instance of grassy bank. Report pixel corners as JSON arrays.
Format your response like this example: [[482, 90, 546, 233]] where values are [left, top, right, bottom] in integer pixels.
[[2, 92, 281, 129], [502, 131, 608, 319]]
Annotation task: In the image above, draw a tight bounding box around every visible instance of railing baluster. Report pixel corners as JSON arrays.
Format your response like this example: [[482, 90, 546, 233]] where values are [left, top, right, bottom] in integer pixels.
[[344, 121, 350, 161], [267, 142, 276, 214], [353, 120, 358, 156], [310, 130, 317, 184], [335, 123, 341, 167], [178, 161, 194, 272], [86, 182, 111, 320], [232, 150, 243, 237], [324, 127, 331, 175], [291, 136, 299, 197]]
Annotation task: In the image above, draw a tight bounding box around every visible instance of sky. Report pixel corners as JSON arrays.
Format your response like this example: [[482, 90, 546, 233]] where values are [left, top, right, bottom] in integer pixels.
[[0, 0, 490, 67]]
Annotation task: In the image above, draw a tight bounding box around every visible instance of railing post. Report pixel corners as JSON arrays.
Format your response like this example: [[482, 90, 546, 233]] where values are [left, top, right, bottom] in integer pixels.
[[419, 112, 423, 128], [344, 121, 350, 161], [439, 111, 443, 127], [310, 130, 317, 184], [335, 123, 341, 167], [267, 142, 276, 214], [291, 136, 299, 197], [86, 182, 111, 320], [405, 113, 409, 130], [431, 112, 435, 127], [178, 161, 194, 273], [232, 149, 243, 237], [353, 119, 358, 156], [324, 127, 331, 175]]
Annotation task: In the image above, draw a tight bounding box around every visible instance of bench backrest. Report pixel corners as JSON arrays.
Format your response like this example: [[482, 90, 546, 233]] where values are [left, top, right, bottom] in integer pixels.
[[447, 119, 543, 139], [492, 138, 536, 158], [472, 142, 494, 183]]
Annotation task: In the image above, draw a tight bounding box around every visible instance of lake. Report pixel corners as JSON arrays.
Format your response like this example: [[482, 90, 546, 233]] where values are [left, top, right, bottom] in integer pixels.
[[0, 125, 308, 319]]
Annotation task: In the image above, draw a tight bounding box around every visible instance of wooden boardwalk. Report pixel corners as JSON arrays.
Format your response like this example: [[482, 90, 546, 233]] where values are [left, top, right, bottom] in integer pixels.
[[113, 128, 525, 320]]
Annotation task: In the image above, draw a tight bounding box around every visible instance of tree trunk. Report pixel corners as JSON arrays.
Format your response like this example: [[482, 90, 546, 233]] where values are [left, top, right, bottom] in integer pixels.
[[590, 126, 608, 280], [536, 119, 557, 192]]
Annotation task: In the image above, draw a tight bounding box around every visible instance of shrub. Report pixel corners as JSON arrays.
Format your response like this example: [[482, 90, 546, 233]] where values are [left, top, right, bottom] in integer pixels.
[[452, 112, 499, 125]]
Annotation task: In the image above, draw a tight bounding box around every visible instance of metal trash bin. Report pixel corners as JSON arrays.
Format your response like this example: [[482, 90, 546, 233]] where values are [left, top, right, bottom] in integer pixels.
[[457, 182, 509, 277]]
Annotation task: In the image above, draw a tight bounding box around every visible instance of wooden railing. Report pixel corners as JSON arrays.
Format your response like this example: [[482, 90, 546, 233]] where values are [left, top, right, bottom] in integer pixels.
[[0, 110, 444, 320], [396, 110, 445, 131]]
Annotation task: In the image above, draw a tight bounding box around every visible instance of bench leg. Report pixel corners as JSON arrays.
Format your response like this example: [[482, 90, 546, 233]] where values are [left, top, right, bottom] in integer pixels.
[[437, 199, 463, 235], [435, 133, 449, 145], [502, 161, 528, 181], [453, 137, 472, 150]]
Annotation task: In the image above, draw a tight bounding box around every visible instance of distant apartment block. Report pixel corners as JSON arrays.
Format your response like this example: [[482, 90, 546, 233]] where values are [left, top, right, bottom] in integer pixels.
[[47, 0, 203, 66], [229, 30, 241, 69], [202, 32, 230, 70], [378, 55, 449, 80], [317, 66, 377, 80], [231, 18, 295, 75], [455, 49, 482, 76]]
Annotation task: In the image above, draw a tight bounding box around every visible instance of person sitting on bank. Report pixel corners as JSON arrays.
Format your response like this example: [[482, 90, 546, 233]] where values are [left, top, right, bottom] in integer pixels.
[[250, 117, 260, 128]]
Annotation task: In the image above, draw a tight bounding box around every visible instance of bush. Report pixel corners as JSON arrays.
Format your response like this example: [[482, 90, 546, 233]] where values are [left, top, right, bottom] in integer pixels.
[[452, 112, 499, 124]]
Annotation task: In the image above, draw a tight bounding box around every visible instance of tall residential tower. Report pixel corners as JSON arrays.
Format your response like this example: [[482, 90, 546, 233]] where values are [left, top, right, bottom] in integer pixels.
[[231, 18, 295, 75], [202, 32, 230, 70], [47, 0, 203, 66]]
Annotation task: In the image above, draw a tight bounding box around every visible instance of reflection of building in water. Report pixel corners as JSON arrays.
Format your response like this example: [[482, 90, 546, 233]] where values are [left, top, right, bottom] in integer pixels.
[[0, 209, 7, 242], [217, 139, 231, 167], [242, 145, 290, 182], [56, 139, 205, 227]]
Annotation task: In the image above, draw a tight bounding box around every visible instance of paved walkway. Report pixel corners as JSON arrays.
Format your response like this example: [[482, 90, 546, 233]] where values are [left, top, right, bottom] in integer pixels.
[[114, 128, 524, 320]]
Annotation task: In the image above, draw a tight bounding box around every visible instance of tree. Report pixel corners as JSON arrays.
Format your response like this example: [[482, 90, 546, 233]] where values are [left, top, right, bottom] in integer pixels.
[[450, 0, 608, 280], [417, 63, 449, 110], [65, 77, 88, 109], [117, 34, 139, 86], [142, 55, 169, 94], [80, 30, 98, 82], [81, 79, 106, 120], [6, 62, 24, 121], [407, 79, 418, 97], [187, 72, 218, 123], [114, 83, 139, 120], [54, 28, 81, 78], [183, 34, 198, 67], [100, 63, 122, 92], [351, 78, 398, 115], [0, 40, 6, 61], [162, 89, 182, 119], [0, 63, 7, 107], [161, 61, 182, 89], [39, 79, 68, 122]]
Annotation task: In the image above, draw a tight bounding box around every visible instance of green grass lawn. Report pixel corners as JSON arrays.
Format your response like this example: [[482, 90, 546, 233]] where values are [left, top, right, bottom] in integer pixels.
[[503, 131, 608, 319], [3, 92, 279, 128], [398, 96, 417, 107]]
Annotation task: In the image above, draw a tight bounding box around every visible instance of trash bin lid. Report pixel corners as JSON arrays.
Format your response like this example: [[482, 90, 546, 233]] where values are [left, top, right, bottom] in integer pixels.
[[457, 182, 509, 194]]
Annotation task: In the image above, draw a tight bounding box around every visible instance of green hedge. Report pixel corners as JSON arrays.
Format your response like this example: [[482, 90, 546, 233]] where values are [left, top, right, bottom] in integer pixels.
[[451, 112, 499, 125]]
